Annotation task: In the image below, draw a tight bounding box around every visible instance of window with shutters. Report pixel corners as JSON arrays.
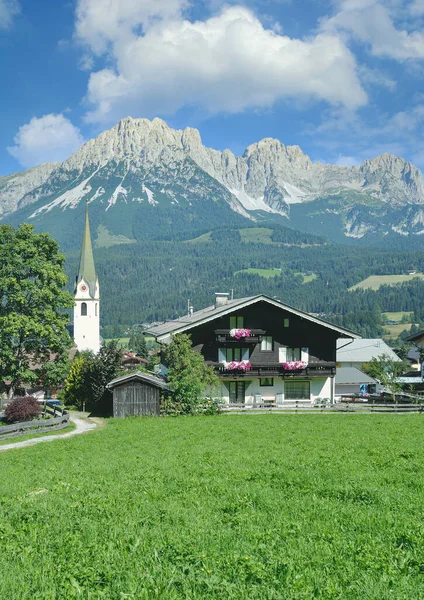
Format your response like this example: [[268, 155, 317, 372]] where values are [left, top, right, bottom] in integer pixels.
[[229, 315, 244, 329], [286, 347, 301, 361], [285, 381, 310, 400], [261, 336, 273, 351]]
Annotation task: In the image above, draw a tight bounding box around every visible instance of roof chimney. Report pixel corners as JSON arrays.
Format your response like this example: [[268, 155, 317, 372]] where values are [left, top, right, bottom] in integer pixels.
[[215, 292, 229, 308]]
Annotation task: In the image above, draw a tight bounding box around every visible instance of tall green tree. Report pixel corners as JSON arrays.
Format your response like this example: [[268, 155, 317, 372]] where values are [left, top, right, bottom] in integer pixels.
[[128, 328, 148, 358], [163, 333, 218, 414], [0, 223, 74, 396], [362, 354, 409, 401], [63, 341, 123, 411]]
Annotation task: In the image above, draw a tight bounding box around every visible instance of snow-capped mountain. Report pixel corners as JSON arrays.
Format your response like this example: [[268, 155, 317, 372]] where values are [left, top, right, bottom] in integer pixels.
[[1, 116, 424, 246]]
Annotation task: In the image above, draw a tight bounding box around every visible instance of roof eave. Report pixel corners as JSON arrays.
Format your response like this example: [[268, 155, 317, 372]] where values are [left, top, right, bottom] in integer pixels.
[[149, 294, 361, 342]]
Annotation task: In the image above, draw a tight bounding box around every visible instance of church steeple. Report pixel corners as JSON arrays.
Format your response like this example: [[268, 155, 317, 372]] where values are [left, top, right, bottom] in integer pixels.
[[73, 202, 100, 353], [76, 201, 97, 299]]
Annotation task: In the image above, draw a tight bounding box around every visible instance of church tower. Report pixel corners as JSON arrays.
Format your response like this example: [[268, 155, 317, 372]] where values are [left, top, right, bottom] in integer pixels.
[[74, 202, 100, 353]]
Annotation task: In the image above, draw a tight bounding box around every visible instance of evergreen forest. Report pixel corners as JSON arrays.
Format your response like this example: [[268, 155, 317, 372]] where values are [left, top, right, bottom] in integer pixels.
[[61, 223, 424, 340]]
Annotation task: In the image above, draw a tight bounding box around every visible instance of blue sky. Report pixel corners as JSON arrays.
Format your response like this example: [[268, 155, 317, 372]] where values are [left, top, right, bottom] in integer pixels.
[[1, 0, 424, 175]]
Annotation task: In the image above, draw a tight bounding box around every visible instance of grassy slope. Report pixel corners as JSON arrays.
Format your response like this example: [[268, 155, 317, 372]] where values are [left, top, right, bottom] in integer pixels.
[[350, 273, 424, 291], [234, 268, 282, 278], [1, 415, 424, 599]]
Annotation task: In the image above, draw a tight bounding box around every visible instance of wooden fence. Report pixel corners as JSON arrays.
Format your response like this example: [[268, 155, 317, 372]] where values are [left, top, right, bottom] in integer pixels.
[[0, 402, 70, 441], [221, 401, 424, 414]]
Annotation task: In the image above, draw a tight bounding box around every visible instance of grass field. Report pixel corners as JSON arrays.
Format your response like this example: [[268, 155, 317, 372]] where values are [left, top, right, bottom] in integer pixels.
[[239, 227, 274, 244], [234, 267, 281, 278], [382, 311, 413, 322], [295, 272, 318, 284], [383, 323, 414, 338], [1, 415, 424, 599], [350, 273, 424, 291]]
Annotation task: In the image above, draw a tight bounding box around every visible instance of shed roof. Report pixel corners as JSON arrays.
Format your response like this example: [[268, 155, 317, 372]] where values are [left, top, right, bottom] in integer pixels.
[[337, 339, 401, 363], [107, 371, 170, 391], [147, 294, 360, 342], [335, 367, 377, 385]]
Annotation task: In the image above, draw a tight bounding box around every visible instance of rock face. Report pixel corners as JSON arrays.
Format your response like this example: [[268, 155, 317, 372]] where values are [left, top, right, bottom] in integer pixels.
[[1, 116, 424, 240]]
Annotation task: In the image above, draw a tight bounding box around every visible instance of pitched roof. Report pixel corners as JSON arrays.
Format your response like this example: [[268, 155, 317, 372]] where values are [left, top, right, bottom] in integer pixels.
[[106, 371, 170, 390], [147, 294, 360, 342], [336, 338, 401, 363], [75, 202, 97, 298], [406, 330, 424, 343], [335, 367, 376, 385]]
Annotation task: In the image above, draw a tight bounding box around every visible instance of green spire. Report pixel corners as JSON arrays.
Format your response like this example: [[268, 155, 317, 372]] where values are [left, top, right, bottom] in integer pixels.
[[76, 201, 97, 298]]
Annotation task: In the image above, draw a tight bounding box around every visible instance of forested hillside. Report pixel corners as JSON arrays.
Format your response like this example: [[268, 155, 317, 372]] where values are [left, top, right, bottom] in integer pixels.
[[62, 224, 424, 339]]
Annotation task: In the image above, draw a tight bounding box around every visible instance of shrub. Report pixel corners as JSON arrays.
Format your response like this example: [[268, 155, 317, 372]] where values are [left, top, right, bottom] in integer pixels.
[[4, 395, 41, 423]]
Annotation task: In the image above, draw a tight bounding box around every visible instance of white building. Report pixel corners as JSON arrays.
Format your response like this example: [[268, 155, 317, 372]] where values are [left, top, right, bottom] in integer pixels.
[[73, 203, 100, 353]]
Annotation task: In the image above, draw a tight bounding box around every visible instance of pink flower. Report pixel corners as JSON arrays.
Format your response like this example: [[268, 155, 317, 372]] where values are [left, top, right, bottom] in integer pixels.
[[281, 361, 307, 371], [225, 360, 251, 371], [230, 328, 251, 339]]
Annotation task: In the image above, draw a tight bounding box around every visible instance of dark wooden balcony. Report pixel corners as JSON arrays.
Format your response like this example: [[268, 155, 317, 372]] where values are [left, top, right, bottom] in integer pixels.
[[208, 362, 336, 378], [214, 328, 266, 343]]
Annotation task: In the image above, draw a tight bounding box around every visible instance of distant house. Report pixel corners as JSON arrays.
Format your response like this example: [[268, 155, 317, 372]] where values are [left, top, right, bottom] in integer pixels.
[[337, 338, 401, 369], [335, 367, 377, 399], [148, 293, 359, 406], [107, 371, 170, 417], [121, 352, 149, 371]]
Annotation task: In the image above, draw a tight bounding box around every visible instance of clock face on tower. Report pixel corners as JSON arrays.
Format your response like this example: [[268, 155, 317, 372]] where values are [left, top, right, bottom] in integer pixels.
[[81, 284, 87, 291]]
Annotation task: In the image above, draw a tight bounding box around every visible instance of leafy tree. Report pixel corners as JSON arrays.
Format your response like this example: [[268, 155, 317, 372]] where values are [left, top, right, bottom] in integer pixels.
[[89, 340, 123, 407], [63, 353, 90, 409], [162, 333, 219, 414], [362, 353, 409, 401], [64, 341, 123, 411], [128, 328, 148, 358], [0, 224, 74, 397]]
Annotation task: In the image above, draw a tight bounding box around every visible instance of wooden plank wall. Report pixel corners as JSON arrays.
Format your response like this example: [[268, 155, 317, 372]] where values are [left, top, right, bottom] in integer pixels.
[[113, 381, 160, 417]]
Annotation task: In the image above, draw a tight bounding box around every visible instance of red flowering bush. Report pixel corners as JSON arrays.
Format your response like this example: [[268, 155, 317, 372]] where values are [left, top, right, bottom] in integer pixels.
[[4, 395, 41, 423]]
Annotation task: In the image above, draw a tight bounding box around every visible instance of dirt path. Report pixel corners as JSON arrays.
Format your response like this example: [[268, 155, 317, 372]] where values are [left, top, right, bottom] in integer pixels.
[[0, 414, 102, 452]]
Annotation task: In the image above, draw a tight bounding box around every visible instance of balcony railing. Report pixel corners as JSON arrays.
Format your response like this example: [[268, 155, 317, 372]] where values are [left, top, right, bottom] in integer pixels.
[[208, 362, 336, 378], [214, 328, 266, 343]]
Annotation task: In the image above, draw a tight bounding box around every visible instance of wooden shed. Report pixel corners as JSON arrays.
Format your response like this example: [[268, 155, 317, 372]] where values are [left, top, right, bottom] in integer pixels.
[[106, 371, 170, 418]]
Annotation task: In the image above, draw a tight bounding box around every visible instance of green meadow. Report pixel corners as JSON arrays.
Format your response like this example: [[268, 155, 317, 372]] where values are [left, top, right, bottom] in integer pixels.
[[1, 415, 424, 599], [350, 273, 424, 291]]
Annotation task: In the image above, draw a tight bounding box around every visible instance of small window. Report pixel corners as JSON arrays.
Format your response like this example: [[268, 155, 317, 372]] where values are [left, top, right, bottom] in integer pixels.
[[261, 336, 273, 351], [285, 381, 310, 400], [260, 378, 274, 386], [81, 302, 87, 316], [226, 347, 242, 361], [286, 347, 301, 361], [95, 303, 98, 316], [284, 318, 289, 327], [230, 315, 244, 329]]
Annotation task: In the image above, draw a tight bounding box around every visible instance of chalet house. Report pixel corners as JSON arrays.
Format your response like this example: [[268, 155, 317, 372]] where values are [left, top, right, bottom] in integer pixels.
[[336, 338, 401, 369], [148, 294, 360, 406]]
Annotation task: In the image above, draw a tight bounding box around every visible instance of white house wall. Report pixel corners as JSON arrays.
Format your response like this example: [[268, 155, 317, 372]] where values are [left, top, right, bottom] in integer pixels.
[[218, 376, 333, 405]]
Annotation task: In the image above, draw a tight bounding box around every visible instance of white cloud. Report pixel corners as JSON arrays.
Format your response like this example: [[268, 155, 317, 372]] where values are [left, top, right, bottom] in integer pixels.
[[8, 114, 85, 168], [334, 155, 361, 166], [75, 3, 367, 124], [0, 0, 19, 28], [322, 0, 424, 60], [75, 0, 187, 54]]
